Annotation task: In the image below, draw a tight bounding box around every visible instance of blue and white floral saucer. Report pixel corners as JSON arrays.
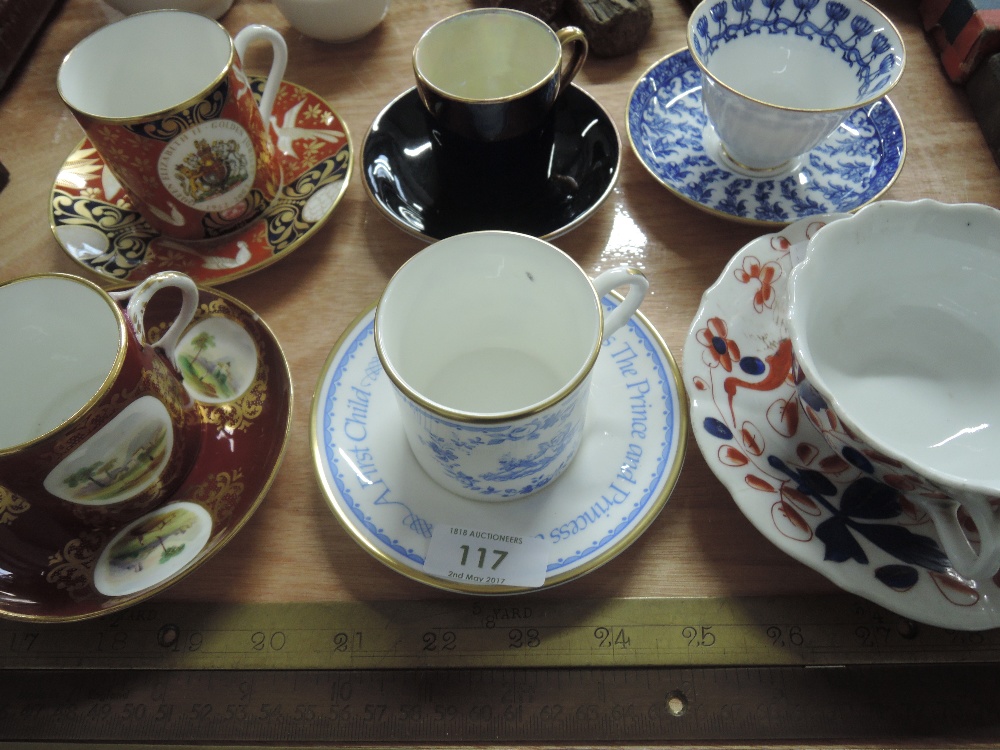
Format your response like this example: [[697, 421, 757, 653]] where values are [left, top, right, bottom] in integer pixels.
[[312, 298, 688, 594], [683, 215, 1000, 631], [627, 49, 906, 227]]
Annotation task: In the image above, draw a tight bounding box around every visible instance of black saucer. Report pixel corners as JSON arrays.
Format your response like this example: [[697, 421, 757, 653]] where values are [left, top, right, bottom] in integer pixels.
[[362, 85, 620, 241]]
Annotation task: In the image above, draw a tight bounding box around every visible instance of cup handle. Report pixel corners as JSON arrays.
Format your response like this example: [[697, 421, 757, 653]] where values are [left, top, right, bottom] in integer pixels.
[[109, 271, 200, 362], [592, 266, 649, 342], [233, 24, 289, 126], [555, 26, 588, 99], [925, 498, 1000, 581]]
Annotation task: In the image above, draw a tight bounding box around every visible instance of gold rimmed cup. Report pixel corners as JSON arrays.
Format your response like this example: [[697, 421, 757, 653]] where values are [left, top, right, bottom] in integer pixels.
[[0, 271, 202, 533], [412, 7, 587, 144], [56, 10, 288, 241], [374, 230, 648, 502]]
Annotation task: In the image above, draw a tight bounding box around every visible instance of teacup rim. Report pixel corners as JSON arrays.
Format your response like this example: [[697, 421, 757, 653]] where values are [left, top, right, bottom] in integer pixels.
[[786, 198, 1000, 493], [373, 229, 605, 424], [685, 0, 906, 115], [57, 9, 236, 124], [412, 7, 566, 105], [0, 273, 128, 456]]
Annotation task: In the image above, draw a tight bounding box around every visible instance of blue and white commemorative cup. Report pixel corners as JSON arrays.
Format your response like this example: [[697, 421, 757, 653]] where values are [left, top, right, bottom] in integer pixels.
[[686, 0, 904, 173], [374, 231, 648, 502]]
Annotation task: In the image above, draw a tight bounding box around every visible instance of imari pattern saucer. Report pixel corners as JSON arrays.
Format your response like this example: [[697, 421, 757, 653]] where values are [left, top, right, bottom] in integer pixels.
[[683, 215, 1000, 631], [312, 298, 687, 594], [50, 77, 351, 287], [0, 286, 292, 622], [627, 49, 906, 227]]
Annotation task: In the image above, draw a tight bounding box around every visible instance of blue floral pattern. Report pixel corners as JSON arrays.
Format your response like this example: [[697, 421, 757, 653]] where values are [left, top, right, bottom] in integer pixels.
[[691, 0, 899, 100], [400, 384, 589, 499], [314, 299, 687, 592], [626, 49, 905, 226]]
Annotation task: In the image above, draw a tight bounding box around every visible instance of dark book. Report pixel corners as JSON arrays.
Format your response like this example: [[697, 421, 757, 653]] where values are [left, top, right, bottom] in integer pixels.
[[920, 0, 1000, 83]]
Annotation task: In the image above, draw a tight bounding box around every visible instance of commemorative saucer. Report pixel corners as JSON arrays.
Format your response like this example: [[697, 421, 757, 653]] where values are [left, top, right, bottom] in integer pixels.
[[627, 49, 906, 227], [50, 77, 352, 288], [0, 285, 292, 621], [683, 215, 1000, 631], [361, 85, 620, 242], [311, 297, 687, 594]]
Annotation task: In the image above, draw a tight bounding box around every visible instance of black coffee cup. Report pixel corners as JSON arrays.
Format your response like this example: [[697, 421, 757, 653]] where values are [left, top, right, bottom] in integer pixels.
[[412, 7, 587, 144]]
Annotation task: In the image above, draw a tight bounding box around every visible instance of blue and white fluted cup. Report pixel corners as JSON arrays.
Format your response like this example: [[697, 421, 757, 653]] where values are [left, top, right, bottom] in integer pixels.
[[374, 230, 648, 502], [687, 0, 904, 173]]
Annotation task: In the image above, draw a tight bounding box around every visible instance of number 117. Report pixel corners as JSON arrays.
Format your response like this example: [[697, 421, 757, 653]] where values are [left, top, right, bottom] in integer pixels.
[[460, 545, 507, 570]]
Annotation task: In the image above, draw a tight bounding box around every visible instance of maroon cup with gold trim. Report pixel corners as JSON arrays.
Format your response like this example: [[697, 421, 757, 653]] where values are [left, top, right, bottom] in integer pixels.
[[0, 272, 204, 538]]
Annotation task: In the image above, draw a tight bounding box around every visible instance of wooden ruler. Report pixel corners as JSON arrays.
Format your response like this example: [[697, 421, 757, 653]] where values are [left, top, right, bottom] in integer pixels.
[[0, 594, 997, 746]]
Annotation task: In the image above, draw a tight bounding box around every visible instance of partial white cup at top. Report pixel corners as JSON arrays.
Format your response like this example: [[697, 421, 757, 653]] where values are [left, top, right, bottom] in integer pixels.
[[374, 231, 648, 502], [786, 199, 1000, 581], [687, 0, 904, 173], [273, 0, 391, 43]]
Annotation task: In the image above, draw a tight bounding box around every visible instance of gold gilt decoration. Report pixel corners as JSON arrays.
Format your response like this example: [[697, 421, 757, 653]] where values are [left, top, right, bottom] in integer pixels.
[[148, 354, 188, 427], [125, 80, 229, 141], [46, 530, 105, 601], [200, 373, 268, 433], [189, 469, 245, 525], [263, 147, 350, 252], [51, 189, 157, 281], [0, 486, 30, 526]]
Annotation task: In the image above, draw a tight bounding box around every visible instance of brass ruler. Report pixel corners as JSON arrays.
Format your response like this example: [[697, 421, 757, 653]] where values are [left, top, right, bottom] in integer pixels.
[[0, 594, 998, 746]]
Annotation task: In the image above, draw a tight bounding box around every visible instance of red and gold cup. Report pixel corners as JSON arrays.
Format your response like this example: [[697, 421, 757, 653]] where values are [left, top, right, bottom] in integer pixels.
[[56, 11, 288, 241]]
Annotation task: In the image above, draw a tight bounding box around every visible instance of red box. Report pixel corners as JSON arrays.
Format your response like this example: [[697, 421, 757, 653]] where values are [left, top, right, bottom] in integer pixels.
[[920, 0, 1000, 82]]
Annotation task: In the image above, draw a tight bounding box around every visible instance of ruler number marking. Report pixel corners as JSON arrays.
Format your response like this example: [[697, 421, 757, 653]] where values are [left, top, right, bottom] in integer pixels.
[[434, 704, 459, 721], [594, 626, 631, 650], [422, 630, 457, 651], [508, 628, 540, 649], [8, 631, 38, 653], [293, 703, 317, 720], [224, 704, 248, 721], [329, 679, 353, 702], [538, 704, 563, 721], [258, 703, 282, 720], [86, 703, 113, 721], [397, 704, 422, 721], [681, 625, 715, 648], [766, 625, 804, 647], [332, 630, 363, 653], [154, 704, 174, 722], [189, 703, 213, 720], [250, 631, 286, 652], [157, 624, 203, 652], [854, 625, 893, 648], [327, 703, 351, 721], [363, 703, 388, 722]]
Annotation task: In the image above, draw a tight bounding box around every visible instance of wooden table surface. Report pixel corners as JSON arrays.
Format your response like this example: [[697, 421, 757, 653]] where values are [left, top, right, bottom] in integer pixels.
[[1, 0, 999, 743]]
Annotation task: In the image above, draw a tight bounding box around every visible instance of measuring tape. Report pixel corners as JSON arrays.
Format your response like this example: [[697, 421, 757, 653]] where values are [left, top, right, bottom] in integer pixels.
[[0, 594, 997, 745]]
